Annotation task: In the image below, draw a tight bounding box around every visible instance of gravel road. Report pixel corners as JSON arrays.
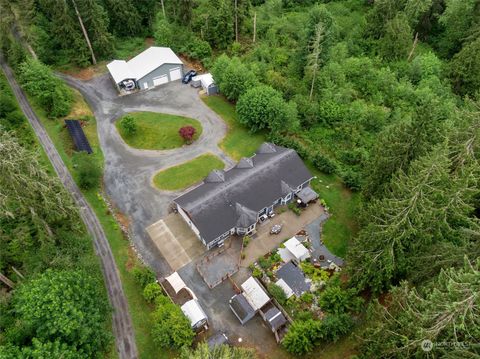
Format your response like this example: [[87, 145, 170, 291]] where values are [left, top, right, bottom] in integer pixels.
[[0, 58, 138, 359]]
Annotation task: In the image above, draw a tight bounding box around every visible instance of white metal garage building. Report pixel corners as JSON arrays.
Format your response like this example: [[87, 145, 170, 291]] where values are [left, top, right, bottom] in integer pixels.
[[107, 46, 184, 93]]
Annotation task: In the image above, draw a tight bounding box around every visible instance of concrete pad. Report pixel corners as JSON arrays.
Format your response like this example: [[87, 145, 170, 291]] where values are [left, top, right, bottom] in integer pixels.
[[146, 219, 191, 271], [196, 239, 242, 288], [241, 204, 325, 266], [163, 213, 205, 260]]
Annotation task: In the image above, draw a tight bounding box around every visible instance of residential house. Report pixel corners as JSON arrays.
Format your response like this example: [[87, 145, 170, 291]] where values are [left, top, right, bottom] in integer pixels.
[[174, 143, 317, 249]]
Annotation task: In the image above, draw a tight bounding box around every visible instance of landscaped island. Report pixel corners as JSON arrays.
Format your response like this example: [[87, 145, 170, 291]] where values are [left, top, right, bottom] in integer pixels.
[[153, 153, 224, 191], [116, 111, 202, 150]]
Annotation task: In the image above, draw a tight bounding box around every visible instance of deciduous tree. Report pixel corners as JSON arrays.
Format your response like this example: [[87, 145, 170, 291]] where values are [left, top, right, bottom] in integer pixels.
[[13, 270, 111, 356], [237, 85, 297, 133]]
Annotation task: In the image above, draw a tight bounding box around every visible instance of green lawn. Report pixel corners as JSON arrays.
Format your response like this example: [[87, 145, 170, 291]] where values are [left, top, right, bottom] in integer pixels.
[[201, 95, 265, 160], [153, 153, 225, 191], [116, 112, 202, 150], [307, 162, 360, 258], [27, 90, 165, 359]]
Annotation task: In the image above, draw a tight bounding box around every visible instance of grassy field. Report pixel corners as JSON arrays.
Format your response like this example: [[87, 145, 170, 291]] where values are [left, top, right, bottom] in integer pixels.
[[201, 95, 265, 160], [153, 153, 225, 191], [308, 163, 360, 258], [27, 90, 164, 359], [116, 112, 202, 150]]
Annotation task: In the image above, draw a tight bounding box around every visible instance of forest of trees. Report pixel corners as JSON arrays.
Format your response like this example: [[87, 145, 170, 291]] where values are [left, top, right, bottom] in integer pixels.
[[0, 75, 112, 357], [0, 0, 479, 358]]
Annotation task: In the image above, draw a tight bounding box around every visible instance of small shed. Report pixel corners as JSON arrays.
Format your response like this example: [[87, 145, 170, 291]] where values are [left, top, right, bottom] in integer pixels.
[[165, 272, 187, 294], [207, 332, 229, 348], [181, 299, 208, 330], [229, 293, 255, 325], [200, 73, 218, 95], [241, 276, 270, 311], [282, 236, 311, 262], [230, 276, 271, 325], [276, 261, 311, 297], [263, 306, 287, 333]]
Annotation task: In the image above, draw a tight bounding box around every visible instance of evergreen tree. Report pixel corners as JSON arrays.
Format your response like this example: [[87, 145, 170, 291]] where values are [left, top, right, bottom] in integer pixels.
[[133, 0, 157, 35], [74, 0, 114, 58], [359, 259, 480, 358], [349, 142, 480, 292], [450, 37, 480, 97], [379, 13, 413, 60], [103, 0, 141, 37]]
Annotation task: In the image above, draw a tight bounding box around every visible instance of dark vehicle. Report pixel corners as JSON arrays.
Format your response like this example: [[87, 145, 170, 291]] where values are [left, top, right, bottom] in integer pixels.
[[182, 70, 197, 84]]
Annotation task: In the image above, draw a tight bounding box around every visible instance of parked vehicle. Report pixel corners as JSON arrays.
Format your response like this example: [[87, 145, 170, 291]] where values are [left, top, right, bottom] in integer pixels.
[[122, 79, 136, 91], [182, 70, 197, 84], [270, 224, 283, 235]]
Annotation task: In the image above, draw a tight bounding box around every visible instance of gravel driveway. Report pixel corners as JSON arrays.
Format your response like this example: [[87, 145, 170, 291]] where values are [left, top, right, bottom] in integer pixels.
[[62, 74, 233, 273], [62, 75, 284, 356]]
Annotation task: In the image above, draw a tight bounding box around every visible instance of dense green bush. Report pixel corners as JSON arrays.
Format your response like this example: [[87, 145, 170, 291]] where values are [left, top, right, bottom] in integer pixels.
[[120, 115, 137, 137], [18, 58, 73, 118], [211, 55, 258, 102], [237, 85, 298, 133], [151, 295, 194, 349], [143, 282, 163, 303], [319, 277, 364, 314], [268, 283, 287, 305], [13, 270, 111, 356], [73, 151, 102, 190], [282, 319, 320, 355], [317, 313, 354, 343], [312, 153, 337, 174], [131, 264, 157, 289]]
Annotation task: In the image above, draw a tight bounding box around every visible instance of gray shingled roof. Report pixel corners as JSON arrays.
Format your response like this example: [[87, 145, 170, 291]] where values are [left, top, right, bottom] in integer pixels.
[[174, 143, 313, 245], [264, 306, 287, 331], [297, 186, 319, 203], [230, 293, 255, 323], [276, 261, 311, 296]]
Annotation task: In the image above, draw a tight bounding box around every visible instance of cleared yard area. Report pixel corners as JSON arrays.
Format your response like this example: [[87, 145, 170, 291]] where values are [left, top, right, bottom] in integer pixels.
[[153, 153, 224, 191], [116, 111, 202, 150], [201, 95, 265, 160], [307, 163, 360, 258]]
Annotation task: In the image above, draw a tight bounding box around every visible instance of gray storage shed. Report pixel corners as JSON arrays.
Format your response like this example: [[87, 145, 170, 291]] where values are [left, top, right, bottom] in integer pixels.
[[107, 47, 184, 92], [200, 73, 218, 95]]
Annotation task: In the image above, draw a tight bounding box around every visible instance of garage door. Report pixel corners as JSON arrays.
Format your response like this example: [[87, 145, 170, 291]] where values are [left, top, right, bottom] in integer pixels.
[[153, 75, 168, 87], [169, 67, 182, 81]]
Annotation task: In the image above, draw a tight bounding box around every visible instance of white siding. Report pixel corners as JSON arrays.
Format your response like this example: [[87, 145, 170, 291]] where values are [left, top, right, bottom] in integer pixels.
[[177, 205, 201, 238]]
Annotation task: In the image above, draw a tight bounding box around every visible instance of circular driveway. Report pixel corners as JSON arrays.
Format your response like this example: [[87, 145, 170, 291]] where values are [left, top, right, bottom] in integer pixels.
[[62, 74, 233, 273]]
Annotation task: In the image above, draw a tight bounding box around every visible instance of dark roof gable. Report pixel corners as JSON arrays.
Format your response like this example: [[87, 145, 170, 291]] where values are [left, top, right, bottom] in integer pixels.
[[174, 143, 313, 244]]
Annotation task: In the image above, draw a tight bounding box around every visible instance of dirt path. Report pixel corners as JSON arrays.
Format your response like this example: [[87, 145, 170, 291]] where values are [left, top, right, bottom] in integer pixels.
[[0, 58, 138, 359]]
